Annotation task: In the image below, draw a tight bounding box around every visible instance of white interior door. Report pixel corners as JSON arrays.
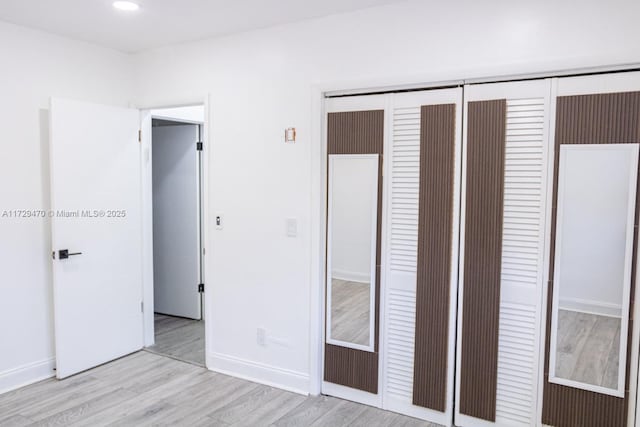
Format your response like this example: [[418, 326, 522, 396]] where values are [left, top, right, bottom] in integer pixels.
[[50, 98, 143, 379], [152, 124, 201, 320]]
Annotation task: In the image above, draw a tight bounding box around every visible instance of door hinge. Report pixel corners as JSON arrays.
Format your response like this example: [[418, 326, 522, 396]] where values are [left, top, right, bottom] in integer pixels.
[[196, 141, 203, 151], [141, 302, 144, 312], [138, 130, 142, 143], [198, 283, 205, 293]]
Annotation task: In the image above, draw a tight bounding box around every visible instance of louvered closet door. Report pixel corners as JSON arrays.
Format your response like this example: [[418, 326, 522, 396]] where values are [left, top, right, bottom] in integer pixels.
[[455, 79, 552, 427], [381, 88, 462, 426]]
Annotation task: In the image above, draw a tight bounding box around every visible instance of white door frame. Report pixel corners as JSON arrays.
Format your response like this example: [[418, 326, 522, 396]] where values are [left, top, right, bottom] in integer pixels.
[[139, 95, 212, 369]]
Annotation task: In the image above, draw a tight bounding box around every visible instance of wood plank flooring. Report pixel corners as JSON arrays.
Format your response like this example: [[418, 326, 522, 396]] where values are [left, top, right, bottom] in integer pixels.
[[554, 309, 621, 389], [0, 352, 437, 426], [146, 313, 205, 366], [330, 279, 370, 346]]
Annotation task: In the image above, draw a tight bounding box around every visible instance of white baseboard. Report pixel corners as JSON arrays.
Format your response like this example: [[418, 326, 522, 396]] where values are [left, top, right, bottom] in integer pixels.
[[0, 358, 56, 395], [207, 352, 309, 396], [331, 269, 370, 283], [559, 297, 622, 318]]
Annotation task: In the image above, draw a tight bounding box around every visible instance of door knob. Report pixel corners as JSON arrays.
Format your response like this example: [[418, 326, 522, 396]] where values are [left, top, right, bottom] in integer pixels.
[[58, 249, 82, 260]]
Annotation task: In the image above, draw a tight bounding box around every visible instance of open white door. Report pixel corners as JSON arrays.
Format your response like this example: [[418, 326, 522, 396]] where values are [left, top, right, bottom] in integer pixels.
[[50, 98, 143, 379]]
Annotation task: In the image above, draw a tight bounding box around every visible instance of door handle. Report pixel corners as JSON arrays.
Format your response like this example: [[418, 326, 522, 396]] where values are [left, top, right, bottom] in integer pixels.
[[58, 249, 82, 260]]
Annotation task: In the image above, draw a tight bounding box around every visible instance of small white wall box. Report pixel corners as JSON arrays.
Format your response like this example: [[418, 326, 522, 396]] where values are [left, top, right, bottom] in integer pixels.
[[286, 218, 297, 237], [285, 127, 296, 143]]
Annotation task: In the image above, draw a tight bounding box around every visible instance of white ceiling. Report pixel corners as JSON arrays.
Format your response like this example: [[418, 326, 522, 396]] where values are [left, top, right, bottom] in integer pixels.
[[0, 0, 407, 53]]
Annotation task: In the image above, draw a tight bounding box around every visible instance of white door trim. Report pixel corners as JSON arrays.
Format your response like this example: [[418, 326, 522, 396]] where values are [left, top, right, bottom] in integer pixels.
[[139, 96, 211, 368]]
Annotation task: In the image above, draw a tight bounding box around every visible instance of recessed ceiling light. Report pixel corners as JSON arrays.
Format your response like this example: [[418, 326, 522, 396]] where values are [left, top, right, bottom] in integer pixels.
[[113, 1, 139, 11]]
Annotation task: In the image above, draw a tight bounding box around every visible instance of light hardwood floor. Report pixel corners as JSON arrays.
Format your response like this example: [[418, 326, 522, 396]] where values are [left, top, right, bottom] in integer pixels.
[[330, 279, 370, 346], [554, 309, 621, 389], [146, 313, 205, 366], [0, 351, 437, 426]]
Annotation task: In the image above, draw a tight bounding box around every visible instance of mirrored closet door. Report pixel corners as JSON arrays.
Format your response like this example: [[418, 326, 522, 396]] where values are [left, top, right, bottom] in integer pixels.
[[323, 88, 462, 427], [323, 94, 385, 406], [542, 72, 640, 427]]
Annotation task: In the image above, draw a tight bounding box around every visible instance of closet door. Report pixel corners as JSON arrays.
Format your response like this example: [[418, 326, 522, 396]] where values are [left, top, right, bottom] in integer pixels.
[[455, 79, 552, 426], [541, 72, 640, 427], [323, 94, 386, 407], [381, 88, 462, 425]]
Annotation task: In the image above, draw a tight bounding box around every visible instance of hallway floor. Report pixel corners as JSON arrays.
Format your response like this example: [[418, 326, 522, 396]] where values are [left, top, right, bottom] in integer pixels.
[[146, 313, 205, 366]]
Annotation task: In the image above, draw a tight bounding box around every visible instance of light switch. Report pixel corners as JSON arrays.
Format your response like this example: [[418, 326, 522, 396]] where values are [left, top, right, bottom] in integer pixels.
[[286, 218, 297, 237]]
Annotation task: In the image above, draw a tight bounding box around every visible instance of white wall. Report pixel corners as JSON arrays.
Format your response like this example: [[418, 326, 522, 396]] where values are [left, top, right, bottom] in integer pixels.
[[0, 21, 135, 393], [330, 156, 376, 283], [132, 0, 640, 393]]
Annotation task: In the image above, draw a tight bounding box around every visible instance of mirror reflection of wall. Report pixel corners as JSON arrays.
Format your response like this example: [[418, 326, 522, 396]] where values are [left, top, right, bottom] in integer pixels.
[[327, 154, 378, 350], [550, 144, 639, 397]]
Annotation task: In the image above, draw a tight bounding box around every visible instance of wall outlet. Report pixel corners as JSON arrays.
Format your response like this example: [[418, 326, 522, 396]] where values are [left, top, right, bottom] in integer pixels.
[[257, 328, 267, 346]]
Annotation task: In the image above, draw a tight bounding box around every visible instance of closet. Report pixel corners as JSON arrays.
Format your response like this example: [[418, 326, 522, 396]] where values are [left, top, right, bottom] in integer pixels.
[[322, 71, 640, 427]]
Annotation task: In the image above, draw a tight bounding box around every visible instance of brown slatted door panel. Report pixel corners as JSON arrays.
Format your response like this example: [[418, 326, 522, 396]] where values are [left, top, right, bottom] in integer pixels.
[[412, 104, 456, 411], [542, 92, 640, 427], [324, 344, 379, 393], [459, 99, 506, 421], [327, 110, 384, 155], [325, 109, 383, 393]]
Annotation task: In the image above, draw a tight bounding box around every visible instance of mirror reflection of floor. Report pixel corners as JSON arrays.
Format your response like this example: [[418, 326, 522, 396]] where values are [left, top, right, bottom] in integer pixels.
[[331, 279, 370, 346], [146, 313, 205, 366], [555, 309, 621, 389]]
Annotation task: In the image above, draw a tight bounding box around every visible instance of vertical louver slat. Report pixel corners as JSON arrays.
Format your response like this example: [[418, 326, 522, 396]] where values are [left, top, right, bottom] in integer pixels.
[[390, 107, 421, 273], [386, 289, 417, 399], [495, 98, 546, 426], [385, 106, 420, 402]]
